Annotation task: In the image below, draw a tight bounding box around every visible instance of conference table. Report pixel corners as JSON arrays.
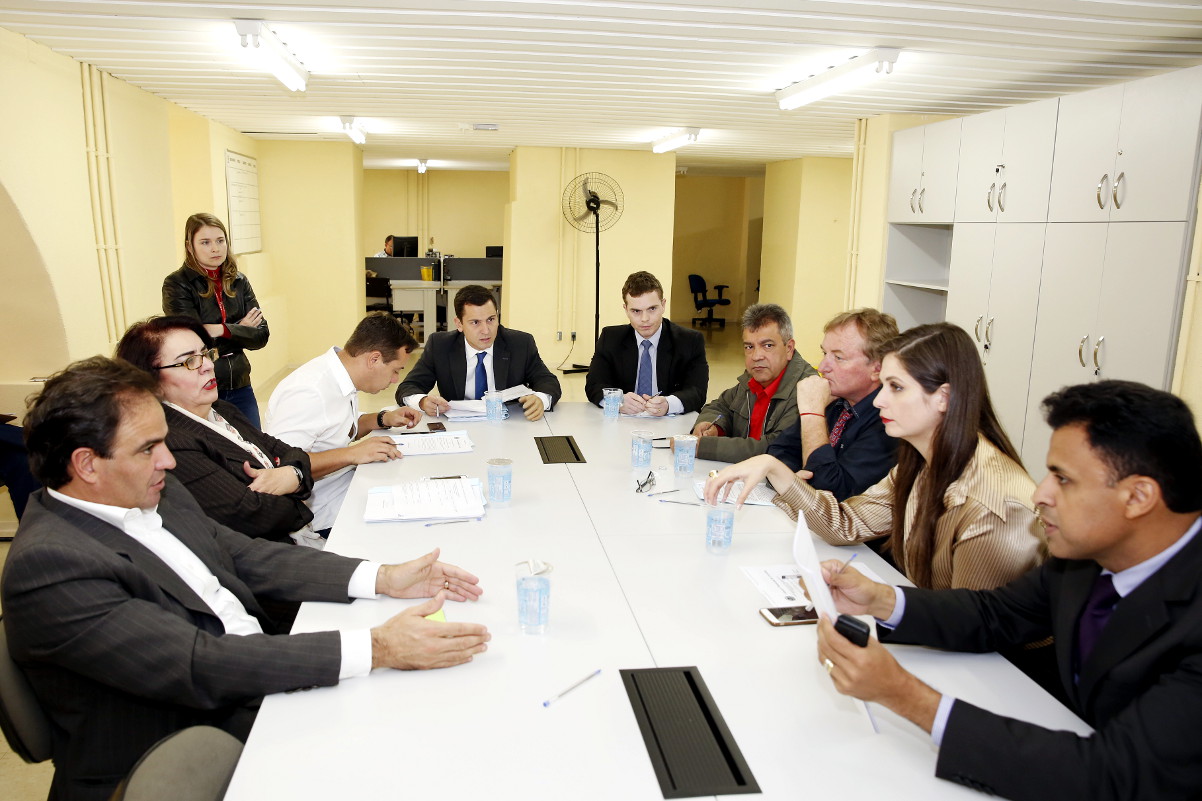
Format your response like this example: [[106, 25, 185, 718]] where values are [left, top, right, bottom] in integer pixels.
[[223, 403, 1091, 801]]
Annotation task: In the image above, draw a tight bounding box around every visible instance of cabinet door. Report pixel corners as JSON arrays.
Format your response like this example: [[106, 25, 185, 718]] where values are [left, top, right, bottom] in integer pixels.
[[1048, 84, 1123, 223], [888, 127, 926, 222], [955, 110, 1005, 223], [1020, 224, 1107, 472], [982, 224, 1046, 447], [996, 98, 1059, 223], [946, 223, 996, 350], [1111, 67, 1202, 223], [917, 118, 962, 223], [1094, 222, 1190, 387]]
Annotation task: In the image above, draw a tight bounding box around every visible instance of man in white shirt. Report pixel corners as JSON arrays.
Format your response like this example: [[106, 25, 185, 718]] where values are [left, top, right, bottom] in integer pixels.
[[374, 234, 393, 258], [2, 356, 490, 801], [267, 312, 423, 535]]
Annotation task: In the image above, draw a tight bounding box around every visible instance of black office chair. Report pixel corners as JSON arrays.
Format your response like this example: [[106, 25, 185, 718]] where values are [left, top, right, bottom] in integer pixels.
[[688, 274, 731, 328], [366, 276, 417, 331], [111, 726, 243, 801], [0, 616, 53, 764]]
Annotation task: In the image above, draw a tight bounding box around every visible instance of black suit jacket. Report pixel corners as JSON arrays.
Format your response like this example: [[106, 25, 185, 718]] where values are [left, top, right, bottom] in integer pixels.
[[164, 400, 313, 542], [0, 478, 362, 801], [584, 319, 709, 412], [886, 523, 1202, 800], [394, 326, 561, 409]]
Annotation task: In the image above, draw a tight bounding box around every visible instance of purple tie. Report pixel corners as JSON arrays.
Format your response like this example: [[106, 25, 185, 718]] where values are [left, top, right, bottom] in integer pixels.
[[1075, 573, 1120, 674]]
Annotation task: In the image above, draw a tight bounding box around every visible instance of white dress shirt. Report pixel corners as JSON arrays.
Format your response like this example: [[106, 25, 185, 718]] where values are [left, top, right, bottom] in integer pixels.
[[403, 337, 551, 411], [633, 325, 683, 416]]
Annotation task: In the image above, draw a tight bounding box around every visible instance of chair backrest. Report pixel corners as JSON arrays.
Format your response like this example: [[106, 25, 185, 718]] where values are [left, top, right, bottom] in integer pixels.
[[0, 616, 53, 763], [687, 274, 707, 295], [112, 726, 243, 801]]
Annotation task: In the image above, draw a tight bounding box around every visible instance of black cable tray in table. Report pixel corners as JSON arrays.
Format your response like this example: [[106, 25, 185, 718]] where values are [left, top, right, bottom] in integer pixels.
[[534, 435, 586, 464]]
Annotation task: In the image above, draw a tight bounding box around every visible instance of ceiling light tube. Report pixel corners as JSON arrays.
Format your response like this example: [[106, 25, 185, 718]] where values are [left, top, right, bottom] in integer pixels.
[[652, 128, 701, 154], [234, 19, 309, 93], [417, 160, 428, 174], [340, 116, 365, 145], [775, 47, 901, 111]]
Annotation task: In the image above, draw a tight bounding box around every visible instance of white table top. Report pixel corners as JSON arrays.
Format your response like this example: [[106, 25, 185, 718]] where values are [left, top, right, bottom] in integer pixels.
[[224, 403, 1089, 801]]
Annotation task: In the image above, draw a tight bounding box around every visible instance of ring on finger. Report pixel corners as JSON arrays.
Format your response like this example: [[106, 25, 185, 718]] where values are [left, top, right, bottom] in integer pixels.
[[444, 580, 450, 590], [823, 658, 835, 674]]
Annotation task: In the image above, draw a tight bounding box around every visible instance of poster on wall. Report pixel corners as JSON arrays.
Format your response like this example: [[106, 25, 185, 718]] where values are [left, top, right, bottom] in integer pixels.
[[225, 150, 262, 255]]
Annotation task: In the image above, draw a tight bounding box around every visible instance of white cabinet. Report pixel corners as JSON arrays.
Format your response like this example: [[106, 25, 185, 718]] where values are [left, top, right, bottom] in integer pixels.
[[955, 99, 1059, 223], [1048, 65, 1202, 223], [888, 118, 962, 223]]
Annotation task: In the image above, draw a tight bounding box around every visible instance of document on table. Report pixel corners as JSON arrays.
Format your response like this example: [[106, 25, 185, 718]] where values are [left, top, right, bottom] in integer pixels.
[[441, 385, 536, 420], [389, 430, 473, 454], [364, 477, 486, 522], [693, 480, 775, 506], [742, 561, 886, 606]]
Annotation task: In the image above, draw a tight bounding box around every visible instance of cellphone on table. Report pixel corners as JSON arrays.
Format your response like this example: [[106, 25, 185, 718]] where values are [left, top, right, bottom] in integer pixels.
[[759, 606, 819, 626], [834, 613, 871, 646], [426, 421, 447, 432]]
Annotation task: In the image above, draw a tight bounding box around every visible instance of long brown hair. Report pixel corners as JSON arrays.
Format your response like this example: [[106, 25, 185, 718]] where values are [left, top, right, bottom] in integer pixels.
[[880, 323, 1020, 588], [182, 213, 239, 299]]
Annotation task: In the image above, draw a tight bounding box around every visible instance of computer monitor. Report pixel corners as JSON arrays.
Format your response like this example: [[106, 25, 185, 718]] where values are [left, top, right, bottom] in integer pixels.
[[393, 236, 418, 257], [485, 245, 503, 258]]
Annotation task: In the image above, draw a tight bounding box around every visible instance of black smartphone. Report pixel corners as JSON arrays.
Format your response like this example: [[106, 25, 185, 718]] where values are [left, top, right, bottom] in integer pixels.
[[834, 613, 871, 646], [759, 606, 819, 626], [426, 421, 447, 432]]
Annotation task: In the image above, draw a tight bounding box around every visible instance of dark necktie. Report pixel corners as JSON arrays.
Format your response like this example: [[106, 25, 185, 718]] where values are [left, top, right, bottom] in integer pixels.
[[1075, 572, 1121, 674], [474, 352, 487, 400], [636, 340, 653, 397], [829, 403, 853, 447]]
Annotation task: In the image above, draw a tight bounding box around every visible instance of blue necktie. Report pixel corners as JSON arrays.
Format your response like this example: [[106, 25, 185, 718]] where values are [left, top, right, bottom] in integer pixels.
[[636, 340, 653, 396], [474, 352, 487, 400]]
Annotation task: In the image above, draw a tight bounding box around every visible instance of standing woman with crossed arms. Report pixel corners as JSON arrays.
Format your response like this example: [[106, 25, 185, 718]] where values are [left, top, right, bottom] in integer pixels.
[[163, 212, 269, 427]]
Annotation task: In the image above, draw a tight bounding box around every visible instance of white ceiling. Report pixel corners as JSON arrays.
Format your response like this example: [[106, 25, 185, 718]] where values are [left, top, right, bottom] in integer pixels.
[[3, 1, 1201, 175]]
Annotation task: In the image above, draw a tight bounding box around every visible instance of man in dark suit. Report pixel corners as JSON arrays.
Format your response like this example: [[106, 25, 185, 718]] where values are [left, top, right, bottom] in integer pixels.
[[817, 380, 1202, 801], [585, 271, 708, 415], [1, 357, 490, 801], [396, 284, 560, 421]]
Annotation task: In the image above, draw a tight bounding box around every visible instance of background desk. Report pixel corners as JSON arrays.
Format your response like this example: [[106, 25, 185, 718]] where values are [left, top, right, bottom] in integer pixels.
[[224, 404, 1090, 800]]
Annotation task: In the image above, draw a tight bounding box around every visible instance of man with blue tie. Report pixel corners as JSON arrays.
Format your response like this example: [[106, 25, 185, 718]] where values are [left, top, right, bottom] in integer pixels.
[[816, 380, 1202, 800], [585, 271, 708, 415], [396, 285, 561, 421]]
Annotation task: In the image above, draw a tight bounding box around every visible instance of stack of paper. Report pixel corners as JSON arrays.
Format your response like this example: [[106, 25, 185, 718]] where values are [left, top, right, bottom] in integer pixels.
[[438, 385, 537, 421], [364, 477, 487, 522], [389, 430, 474, 454], [692, 480, 776, 506]]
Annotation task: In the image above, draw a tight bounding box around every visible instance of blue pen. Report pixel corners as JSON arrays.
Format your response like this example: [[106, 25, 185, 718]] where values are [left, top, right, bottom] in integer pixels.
[[837, 553, 859, 574], [424, 517, 482, 527], [543, 669, 602, 707]]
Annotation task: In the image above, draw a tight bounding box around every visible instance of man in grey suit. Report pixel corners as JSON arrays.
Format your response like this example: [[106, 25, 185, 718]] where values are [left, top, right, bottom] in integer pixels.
[[817, 380, 1202, 801], [396, 284, 561, 421], [1, 357, 490, 801]]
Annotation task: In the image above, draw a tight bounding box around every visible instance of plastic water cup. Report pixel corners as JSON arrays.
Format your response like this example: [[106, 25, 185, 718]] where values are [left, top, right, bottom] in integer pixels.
[[485, 390, 507, 422], [631, 429, 654, 469], [516, 559, 552, 634], [487, 458, 513, 506], [602, 388, 622, 418], [673, 434, 698, 476], [706, 506, 734, 554]]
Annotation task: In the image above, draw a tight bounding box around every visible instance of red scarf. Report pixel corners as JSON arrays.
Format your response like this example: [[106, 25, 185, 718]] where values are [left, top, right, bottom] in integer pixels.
[[747, 370, 786, 440]]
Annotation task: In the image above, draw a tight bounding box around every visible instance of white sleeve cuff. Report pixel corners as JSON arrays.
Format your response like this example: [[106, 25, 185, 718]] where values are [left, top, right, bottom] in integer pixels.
[[338, 630, 373, 679], [879, 585, 906, 629], [666, 395, 684, 416], [403, 394, 427, 412], [348, 561, 383, 599], [931, 695, 956, 746], [535, 391, 552, 410]]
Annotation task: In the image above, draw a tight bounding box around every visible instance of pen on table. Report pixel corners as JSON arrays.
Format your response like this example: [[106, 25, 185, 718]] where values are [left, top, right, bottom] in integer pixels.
[[658, 499, 707, 507], [836, 553, 859, 574], [645, 488, 679, 497], [543, 669, 602, 708], [424, 517, 482, 527]]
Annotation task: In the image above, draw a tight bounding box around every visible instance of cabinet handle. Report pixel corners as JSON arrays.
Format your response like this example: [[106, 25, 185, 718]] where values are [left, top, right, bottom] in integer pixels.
[[1096, 174, 1110, 210], [998, 182, 1007, 213], [910, 189, 917, 213], [1112, 172, 1125, 210], [973, 315, 983, 342], [1078, 335, 1089, 368], [918, 187, 926, 213], [985, 317, 995, 347], [1093, 336, 1105, 371], [987, 183, 995, 212]]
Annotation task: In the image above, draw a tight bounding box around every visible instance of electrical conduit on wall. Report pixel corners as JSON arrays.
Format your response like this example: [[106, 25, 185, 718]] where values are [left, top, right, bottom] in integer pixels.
[[80, 63, 127, 345]]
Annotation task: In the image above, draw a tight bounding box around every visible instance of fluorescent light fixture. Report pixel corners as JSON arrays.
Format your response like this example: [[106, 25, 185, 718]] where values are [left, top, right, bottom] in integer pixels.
[[339, 116, 365, 145], [234, 19, 309, 93], [775, 48, 900, 111], [652, 128, 701, 154], [417, 159, 428, 174]]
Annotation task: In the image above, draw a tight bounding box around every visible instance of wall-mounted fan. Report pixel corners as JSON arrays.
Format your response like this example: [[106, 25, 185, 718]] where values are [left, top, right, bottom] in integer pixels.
[[562, 172, 624, 369]]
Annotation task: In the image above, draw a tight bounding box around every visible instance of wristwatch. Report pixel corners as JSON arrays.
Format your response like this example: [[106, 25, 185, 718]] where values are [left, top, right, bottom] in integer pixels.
[[289, 465, 303, 484], [376, 409, 388, 429]]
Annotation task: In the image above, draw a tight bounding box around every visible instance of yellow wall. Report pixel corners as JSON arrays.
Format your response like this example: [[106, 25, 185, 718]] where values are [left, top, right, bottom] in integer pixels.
[[761, 157, 854, 360], [361, 169, 507, 259]]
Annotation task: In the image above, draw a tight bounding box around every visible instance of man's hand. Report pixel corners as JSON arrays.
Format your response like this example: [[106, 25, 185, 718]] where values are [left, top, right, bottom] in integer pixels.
[[520, 394, 545, 421], [642, 395, 669, 417], [348, 435, 402, 465], [816, 617, 939, 733], [370, 594, 490, 670], [692, 420, 723, 437], [376, 548, 483, 602], [796, 374, 833, 414], [819, 559, 896, 618], [382, 406, 422, 429], [419, 396, 451, 417], [620, 392, 646, 415], [237, 307, 264, 328], [242, 462, 300, 495]]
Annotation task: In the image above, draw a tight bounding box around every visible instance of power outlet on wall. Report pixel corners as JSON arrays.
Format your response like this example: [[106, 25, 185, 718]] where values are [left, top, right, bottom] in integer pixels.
[[571, 332, 577, 341]]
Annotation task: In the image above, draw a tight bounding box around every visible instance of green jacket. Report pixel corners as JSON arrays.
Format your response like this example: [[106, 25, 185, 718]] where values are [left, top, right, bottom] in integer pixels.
[[695, 352, 819, 463]]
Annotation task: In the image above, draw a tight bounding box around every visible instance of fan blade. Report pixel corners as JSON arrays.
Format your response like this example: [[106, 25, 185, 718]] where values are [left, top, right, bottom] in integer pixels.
[[581, 179, 592, 201], [574, 209, 592, 222], [598, 199, 618, 209]]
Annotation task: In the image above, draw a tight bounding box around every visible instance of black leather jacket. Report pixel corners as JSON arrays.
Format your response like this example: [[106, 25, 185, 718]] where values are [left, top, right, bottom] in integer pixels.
[[162, 266, 269, 391]]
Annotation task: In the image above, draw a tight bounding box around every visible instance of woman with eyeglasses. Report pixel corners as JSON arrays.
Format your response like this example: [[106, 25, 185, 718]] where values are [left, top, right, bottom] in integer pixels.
[[162, 212, 269, 428], [115, 316, 319, 548]]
